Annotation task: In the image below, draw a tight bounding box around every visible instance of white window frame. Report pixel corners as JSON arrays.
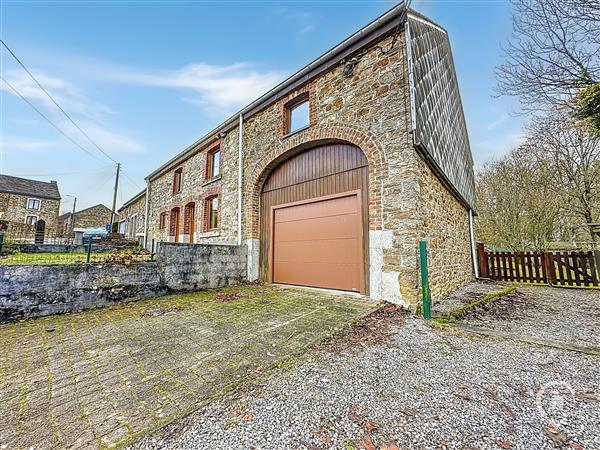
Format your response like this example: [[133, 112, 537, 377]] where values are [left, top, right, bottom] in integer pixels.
[[25, 215, 38, 225], [26, 198, 42, 210]]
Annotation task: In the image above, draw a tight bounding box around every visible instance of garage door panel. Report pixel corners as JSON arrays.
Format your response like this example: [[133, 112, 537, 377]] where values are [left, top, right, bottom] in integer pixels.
[[274, 196, 358, 223], [273, 238, 361, 264], [273, 261, 362, 292], [273, 213, 360, 242], [272, 192, 363, 292]]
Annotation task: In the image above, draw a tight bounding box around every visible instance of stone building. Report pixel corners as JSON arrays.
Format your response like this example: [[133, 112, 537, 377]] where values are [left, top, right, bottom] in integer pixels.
[[137, 5, 477, 306], [117, 190, 146, 244], [0, 175, 61, 237], [58, 204, 115, 235]]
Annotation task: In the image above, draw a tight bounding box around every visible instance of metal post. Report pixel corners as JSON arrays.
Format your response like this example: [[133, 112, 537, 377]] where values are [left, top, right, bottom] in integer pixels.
[[0, 234, 4, 253], [419, 240, 431, 320], [86, 239, 92, 263], [151, 239, 155, 261]]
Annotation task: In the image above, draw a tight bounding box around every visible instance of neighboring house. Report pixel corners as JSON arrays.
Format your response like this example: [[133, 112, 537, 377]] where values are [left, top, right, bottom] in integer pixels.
[[141, 5, 477, 307], [58, 204, 115, 235], [117, 190, 146, 244], [0, 175, 61, 237]]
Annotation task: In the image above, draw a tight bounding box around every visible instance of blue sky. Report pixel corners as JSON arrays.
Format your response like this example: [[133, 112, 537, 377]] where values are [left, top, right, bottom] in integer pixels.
[[1, 0, 523, 213]]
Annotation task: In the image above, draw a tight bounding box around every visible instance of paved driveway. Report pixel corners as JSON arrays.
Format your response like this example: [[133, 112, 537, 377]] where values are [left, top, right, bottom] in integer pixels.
[[0, 285, 375, 450], [130, 283, 600, 450]]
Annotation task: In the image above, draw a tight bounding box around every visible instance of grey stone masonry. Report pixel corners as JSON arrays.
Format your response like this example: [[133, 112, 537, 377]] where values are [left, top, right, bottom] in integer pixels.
[[0, 243, 247, 321], [158, 242, 247, 291]]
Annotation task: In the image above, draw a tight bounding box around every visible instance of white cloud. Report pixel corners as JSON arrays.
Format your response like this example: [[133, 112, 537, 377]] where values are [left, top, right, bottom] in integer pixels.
[[1, 69, 114, 119], [1, 69, 143, 157], [486, 110, 509, 130], [0, 136, 64, 153], [61, 120, 143, 154], [100, 62, 286, 113]]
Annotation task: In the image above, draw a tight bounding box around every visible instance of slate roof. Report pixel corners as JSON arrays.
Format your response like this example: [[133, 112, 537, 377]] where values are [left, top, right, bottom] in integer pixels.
[[0, 175, 61, 200]]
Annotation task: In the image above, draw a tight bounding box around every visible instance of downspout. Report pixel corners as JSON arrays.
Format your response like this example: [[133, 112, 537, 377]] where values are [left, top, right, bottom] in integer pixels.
[[237, 113, 244, 246], [468, 208, 479, 278], [143, 180, 150, 250]]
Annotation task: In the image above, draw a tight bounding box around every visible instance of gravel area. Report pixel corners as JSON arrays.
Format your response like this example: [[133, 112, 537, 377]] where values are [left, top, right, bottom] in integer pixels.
[[130, 315, 600, 450], [457, 284, 600, 349]]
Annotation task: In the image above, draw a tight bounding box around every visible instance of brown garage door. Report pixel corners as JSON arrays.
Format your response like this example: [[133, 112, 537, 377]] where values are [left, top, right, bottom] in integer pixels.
[[271, 191, 364, 293]]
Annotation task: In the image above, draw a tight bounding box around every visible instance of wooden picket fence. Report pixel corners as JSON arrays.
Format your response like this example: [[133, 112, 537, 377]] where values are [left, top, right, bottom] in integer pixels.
[[477, 243, 600, 288]]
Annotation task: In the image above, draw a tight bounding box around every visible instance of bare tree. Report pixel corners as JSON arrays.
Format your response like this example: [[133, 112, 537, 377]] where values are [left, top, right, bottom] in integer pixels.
[[522, 112, 600, 243], [476, 146, 561, 251], [497, 0, 600, 112]]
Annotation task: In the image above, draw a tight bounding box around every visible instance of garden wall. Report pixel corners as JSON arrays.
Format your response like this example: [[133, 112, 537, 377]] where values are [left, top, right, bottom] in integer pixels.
[[0, 243, 247, 321]]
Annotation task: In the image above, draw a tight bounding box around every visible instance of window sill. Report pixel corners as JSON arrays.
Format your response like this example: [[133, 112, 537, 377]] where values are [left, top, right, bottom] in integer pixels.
[[197, 230, 220, 238], [202, 174, 222, 187], [281, 125, 310, 140]]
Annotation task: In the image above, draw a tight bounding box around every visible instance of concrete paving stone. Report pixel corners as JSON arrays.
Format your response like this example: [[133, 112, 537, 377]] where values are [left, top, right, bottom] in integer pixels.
[[0, 285, 373, 449]]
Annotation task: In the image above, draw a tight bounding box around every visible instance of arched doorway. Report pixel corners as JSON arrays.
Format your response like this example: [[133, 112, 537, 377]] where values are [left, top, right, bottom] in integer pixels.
[[259, 142, 369, 293]]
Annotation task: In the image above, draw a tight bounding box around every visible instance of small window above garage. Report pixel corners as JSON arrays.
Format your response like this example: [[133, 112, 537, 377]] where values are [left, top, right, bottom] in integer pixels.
[[286, 95, 310, 134]]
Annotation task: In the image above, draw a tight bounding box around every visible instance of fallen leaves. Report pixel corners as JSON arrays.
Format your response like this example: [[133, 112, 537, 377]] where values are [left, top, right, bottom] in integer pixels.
[[141, 306, 183, 317], [401, 408, 417, 417], [500, 404, 516, 420], [574, 391, 600, 403], [215, 292, 244, 302], [322, 302, 407, 353], [360, 435, 377, 450], [495, 439, 513, 449], [365, 421, 380, 432], [543, 425, 568, 448]]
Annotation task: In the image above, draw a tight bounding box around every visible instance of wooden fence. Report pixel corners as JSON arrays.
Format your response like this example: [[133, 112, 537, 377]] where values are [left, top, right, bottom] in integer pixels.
[[477, 243, 600, 287]]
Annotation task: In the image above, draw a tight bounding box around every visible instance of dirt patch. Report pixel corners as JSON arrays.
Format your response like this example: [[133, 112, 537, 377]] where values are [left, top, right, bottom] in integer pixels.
[[321, 303, 407, 353]]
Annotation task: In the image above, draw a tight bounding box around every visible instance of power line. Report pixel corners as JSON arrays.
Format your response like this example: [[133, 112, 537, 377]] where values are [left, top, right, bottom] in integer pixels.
[[1, 76, 103, 162], [1, 39, 118, 164], [121, 168, 143, 190]]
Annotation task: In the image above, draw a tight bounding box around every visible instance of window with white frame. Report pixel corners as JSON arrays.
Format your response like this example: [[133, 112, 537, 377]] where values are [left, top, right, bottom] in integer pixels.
[[25, 215, 38, 225], [27, 198, 41, 210]]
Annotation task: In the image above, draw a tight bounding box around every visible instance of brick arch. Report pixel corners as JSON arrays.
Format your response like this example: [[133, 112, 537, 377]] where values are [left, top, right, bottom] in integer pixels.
[[246, 124, 386, 239]]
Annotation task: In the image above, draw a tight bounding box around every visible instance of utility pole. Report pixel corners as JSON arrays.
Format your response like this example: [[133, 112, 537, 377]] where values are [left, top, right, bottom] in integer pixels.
[[70, 196, 77, 234], [110, 163, 120, 229]]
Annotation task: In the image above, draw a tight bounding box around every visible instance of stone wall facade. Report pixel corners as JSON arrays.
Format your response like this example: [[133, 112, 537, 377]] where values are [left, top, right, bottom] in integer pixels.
[[0, 243, 246, 321], [118, 192, 146, 242], [145, 30, 474, 307], [0, 192, 60, 237], [415, 159, 473, 300], [58, 204, 115, 235]]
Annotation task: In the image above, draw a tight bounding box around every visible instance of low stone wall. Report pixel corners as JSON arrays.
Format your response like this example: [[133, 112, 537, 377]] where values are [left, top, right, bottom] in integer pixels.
[[158, 242, 247, 291], [0, 263, 164, 321], [0, 243, 247, 321]]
